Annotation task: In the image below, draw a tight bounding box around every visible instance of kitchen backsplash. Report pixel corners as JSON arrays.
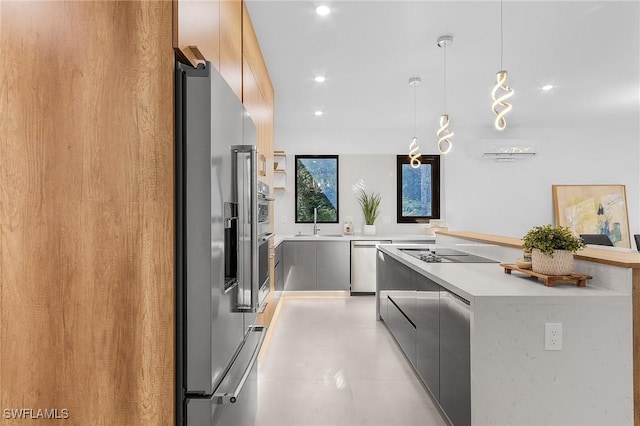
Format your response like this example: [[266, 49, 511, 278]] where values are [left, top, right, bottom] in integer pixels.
[[273, 154, 442, 236]]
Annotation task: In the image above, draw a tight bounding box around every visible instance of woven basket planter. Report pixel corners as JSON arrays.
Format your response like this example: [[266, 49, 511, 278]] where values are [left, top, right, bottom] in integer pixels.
[[531, 248, 574, 276]]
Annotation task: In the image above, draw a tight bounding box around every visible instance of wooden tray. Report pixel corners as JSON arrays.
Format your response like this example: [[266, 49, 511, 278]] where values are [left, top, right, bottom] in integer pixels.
[[500, 263, 592, 287]]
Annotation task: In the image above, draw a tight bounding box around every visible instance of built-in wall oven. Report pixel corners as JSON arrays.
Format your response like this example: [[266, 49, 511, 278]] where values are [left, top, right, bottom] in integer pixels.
[[257, 181, 274, 312]]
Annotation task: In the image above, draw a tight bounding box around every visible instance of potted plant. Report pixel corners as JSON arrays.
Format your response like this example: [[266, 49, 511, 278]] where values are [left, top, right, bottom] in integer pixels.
[[357, 188, 381, 235], [522, 224, 585, 275]]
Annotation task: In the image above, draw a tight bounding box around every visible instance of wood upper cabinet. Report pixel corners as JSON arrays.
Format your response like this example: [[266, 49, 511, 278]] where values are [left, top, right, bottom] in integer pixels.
[[173, 0, 242, 101], [220, 0, 243, 100], [242, 1, 274, 180], [174, 0, 221, 69]]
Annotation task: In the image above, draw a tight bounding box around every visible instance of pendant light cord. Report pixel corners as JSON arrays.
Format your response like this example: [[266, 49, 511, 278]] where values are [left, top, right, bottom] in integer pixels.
[[443, 42, 447, 112], [413, 83, 417, 137], [500, 0, 504, 70]]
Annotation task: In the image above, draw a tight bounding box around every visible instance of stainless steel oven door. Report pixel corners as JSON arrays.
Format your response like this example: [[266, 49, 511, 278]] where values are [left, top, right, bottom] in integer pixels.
[[257, 233, 273, 312], [257, 197, 270, 225]]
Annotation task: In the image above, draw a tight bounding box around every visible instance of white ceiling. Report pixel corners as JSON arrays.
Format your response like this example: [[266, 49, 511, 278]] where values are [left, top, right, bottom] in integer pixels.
[[245, 1, 639, 135]]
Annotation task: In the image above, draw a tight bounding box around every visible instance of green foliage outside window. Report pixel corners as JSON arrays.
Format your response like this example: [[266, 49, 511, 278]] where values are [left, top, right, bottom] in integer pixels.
[[396, 155, 440, 223], [401, 163, 432, 217], [295, 156, 339, 223]]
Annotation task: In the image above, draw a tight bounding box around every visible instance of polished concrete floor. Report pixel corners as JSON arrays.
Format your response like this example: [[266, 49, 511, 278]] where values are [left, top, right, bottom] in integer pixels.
[[256, 296, 448, 426]]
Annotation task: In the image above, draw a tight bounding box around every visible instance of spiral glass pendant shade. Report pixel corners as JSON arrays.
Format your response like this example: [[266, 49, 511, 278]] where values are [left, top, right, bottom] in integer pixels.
[[491, 0, 514, 131], [491, 70, 514, 130], [437, 114, 453, 154], [409, 136, 421, 168]]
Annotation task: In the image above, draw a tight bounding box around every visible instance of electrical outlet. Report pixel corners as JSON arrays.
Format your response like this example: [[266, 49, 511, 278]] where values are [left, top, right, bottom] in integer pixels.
[[544, 323, 563, 351], [281, 215, 287, 224], [383, 216, 391, 224]]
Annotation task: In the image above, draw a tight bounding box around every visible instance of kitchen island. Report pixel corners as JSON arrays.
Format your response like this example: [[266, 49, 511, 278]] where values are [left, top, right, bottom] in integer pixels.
[[377, 240, 633, 426]]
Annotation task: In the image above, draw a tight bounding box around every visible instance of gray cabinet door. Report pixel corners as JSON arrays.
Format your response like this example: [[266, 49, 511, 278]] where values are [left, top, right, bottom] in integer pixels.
[[274, 244, 284, 292], [283, 241, 316, 290], [387, 256, 415, 325], [415, 272, 440, 400], [439, 290, 471, 426], [385, 256, 416, 366], [377, 251, 388, 321], [316, 241, 350, 291]]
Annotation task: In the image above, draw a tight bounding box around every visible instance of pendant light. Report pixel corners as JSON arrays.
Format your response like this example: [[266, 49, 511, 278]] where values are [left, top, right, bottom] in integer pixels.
[[436, 35, 454, 155], [408, 77, 422, 169], [491, 0, 514, 130]]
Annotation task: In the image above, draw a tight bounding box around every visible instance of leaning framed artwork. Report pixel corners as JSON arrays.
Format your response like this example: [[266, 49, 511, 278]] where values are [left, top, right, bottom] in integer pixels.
[[552, 184, 630, 248]]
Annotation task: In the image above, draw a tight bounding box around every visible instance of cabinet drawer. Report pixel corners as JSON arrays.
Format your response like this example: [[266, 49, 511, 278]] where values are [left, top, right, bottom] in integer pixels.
[[387, 295, 416, 367], [415, 272, 440, 400]]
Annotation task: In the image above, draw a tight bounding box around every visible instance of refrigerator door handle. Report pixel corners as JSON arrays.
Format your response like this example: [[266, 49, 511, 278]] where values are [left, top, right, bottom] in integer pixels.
[[259, 232, 275, 243], [213, 325, 266, 404], [231, 145, 259, 313], [249, 147, 259, 312]]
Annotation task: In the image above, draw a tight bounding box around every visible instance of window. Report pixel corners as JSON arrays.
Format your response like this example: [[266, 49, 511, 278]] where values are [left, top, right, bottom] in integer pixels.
[[396, 155, 440, 223], [295, 155, 339, 223]]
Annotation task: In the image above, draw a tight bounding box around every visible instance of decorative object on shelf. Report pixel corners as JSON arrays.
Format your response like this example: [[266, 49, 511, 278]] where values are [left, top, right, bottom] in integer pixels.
[[522, 224, 585, 275], [491, 0, 514, 131], [408, 77, 422, 168], [425, 219, 448, 236], [436, 35, 454, 155], [273, 161, 279, 170], [354, 179, 381, 235], [501, 263, 592, 287], [552, 184, 630, 248], [343, 221, 353, 235]]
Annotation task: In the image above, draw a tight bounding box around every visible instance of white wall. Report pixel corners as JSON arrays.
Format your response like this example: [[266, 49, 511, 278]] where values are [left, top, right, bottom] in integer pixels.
[[272, 123, 640, 242]]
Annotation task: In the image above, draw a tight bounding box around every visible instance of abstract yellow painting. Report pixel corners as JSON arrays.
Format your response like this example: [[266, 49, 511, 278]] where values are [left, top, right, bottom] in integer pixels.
[[552, 185, 630, 248]]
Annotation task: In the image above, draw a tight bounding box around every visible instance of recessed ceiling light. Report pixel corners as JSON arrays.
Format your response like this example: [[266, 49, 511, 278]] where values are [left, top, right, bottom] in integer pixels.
[[316, 5, 330, 16], [314, 76, 326, 83], [314, 110, 324, 116], [542, 84, 554, 91]]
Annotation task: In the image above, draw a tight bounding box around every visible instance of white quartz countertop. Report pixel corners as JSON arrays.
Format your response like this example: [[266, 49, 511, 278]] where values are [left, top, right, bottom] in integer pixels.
[[378, 244, 625, 302], [274, 234, 435, 247]]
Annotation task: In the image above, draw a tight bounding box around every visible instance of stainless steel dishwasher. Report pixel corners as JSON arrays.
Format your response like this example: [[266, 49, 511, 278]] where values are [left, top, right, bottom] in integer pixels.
[[350, 240, 391, 294]]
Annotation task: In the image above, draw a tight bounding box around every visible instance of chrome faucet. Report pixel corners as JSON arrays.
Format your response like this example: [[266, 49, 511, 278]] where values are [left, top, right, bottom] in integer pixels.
[[313, 208, 320, 235]]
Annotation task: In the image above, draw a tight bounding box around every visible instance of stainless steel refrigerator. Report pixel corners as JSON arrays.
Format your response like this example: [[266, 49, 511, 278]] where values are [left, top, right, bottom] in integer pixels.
[[175, 61, 265, 426]]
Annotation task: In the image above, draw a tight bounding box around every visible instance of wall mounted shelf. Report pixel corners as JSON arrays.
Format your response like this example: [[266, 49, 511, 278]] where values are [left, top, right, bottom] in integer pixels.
[[273, 150, 286, 189]]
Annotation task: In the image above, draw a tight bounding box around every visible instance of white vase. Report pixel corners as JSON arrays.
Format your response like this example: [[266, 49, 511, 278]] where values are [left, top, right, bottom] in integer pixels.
[[531, 248, 574, 275], [363, 224, 376, 235]]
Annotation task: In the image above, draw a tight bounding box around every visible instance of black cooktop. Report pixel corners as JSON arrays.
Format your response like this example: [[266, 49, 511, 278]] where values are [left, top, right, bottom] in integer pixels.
[[400, 248, 498, 263]]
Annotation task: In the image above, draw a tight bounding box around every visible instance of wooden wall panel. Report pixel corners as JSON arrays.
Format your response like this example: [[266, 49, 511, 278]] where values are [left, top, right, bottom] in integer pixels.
[[634, 269, 640, 426], [0, 2, 174, 425], [220, 0, 243, 100], [175, 0, 221, 68]]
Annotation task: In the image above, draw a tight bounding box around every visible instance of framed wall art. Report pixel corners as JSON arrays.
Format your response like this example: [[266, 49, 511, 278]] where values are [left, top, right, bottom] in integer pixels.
[[552, 184, 630, 248]]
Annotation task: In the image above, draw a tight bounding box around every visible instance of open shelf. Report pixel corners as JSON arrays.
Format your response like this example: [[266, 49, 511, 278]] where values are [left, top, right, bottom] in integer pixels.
[[273, 150, 286, 189]]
